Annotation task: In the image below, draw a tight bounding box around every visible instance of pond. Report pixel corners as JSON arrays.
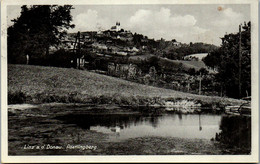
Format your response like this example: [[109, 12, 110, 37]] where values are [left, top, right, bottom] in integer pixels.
[[56, 113, 222, 142], [8, 105, 251, 155]]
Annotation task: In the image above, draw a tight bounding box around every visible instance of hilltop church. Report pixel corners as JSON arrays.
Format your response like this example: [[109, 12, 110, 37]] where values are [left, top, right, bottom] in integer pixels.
[[111, 22, 121, 32]]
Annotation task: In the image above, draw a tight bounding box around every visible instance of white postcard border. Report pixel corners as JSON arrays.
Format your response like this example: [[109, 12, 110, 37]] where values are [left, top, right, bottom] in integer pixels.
[[1, 0, 259, 163]]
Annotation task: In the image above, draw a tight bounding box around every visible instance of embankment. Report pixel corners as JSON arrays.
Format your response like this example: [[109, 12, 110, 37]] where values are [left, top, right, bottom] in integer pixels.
[[8, 64, 244, 108]]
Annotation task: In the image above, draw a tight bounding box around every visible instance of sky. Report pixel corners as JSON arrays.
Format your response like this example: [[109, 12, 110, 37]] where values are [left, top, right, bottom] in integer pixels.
[[7, 4, 250, 46]]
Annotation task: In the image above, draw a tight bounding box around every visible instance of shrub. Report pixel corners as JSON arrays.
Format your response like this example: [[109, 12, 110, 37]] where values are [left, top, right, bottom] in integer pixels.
[[8, 91, 27, 104]]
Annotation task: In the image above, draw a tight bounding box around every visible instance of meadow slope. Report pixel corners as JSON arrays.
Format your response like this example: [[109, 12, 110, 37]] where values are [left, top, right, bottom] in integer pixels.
[[8, 64, 242, 106]]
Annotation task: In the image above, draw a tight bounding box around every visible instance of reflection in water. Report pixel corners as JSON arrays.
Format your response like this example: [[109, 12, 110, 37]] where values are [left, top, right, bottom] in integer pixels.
[[199, 114, 202, 131], [215, 115, 251, 154], [55, 112, 251, 154], [150, 115, 159, 128], [56, 113, 221, 141], [177, 113, 182, 120], [56, 113, 142, 130]]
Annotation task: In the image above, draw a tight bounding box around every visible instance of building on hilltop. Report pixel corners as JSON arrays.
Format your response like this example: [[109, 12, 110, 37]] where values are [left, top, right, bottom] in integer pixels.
[[111, 22, 121, 32], [172, 42, 181, 47], [170, 39, 181, 47]]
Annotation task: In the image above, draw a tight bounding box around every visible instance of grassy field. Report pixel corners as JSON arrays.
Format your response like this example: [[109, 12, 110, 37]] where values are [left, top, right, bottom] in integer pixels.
[[129, 54, 212, 72], [8, 64, 242, 106], [159, 58, 209, 72], [178, 60, 208, 70]]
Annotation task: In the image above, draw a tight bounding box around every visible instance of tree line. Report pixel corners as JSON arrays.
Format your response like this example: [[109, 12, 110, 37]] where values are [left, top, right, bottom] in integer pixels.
[[203, 22, 251, 98], [8, 5, 74, 64]]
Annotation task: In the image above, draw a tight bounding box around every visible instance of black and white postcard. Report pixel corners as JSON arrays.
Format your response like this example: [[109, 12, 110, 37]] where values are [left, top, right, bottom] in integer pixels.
[[1, 0, 259, 163]]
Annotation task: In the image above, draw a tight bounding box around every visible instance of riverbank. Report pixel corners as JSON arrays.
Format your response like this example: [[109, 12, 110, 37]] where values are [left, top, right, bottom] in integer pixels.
[[8, 64, 244, 109]]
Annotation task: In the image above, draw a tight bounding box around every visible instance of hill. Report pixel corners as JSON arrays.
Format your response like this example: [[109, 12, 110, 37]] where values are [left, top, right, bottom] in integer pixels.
[[129, 54, 212, 72], [8, 64, 242, 107]]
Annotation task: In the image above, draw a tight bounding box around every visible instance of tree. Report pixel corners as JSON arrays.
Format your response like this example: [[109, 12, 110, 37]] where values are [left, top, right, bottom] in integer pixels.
[[133, 33, 143, 48], [203, 22, 251, 98], [8, 5, 75, 64], [202, 48, 222, 70], [198, 68, 209, 75]]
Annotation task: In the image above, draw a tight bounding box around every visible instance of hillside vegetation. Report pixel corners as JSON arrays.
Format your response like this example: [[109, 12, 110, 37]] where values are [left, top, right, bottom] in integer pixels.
[[129, 54, 210, 72], [8, 64, 243, 107]]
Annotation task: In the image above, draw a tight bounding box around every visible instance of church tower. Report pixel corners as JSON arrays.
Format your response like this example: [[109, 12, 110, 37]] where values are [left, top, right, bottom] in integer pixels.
[[116, 21, 121, 32]]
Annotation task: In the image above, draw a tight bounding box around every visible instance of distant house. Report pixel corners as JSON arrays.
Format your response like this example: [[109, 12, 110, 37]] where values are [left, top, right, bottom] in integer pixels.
[[97, 30, 103, 35], [132, 47, 139, 52], [106, 40, 113, 44], [172, 41, 181, 47], [116, 51, 128, 56], [142, 45, 147, 50], [123, 47, 139, 53], [92, 43, 108, 51], [141, 38, 148, 43]]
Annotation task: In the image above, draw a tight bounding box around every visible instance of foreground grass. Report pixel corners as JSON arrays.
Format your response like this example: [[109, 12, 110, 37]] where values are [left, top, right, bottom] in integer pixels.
[[8, 64, 243, 106]]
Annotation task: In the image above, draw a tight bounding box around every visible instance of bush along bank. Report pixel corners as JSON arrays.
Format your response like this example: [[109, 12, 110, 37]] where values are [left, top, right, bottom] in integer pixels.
[[8, 90, 242, 114]]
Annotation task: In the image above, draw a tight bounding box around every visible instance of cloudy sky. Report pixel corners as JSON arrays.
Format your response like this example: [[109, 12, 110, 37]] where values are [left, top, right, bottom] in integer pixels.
[[7, 4, 250, 46]]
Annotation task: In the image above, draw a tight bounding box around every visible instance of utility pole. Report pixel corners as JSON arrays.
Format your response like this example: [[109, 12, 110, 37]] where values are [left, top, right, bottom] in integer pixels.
[[238, 24, 242, 98], [77, 31, 81, 68], [199, 114, 202, 131], [73, 32, 78, 68], [199, 72, 202, 95], [73, 31, 81, 69]]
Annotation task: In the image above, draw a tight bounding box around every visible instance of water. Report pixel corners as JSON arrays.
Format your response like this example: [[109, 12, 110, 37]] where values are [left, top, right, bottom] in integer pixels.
[[8, 106, 251, 155], [57, 113, 222, 142], [216, 115, 251, 153]]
